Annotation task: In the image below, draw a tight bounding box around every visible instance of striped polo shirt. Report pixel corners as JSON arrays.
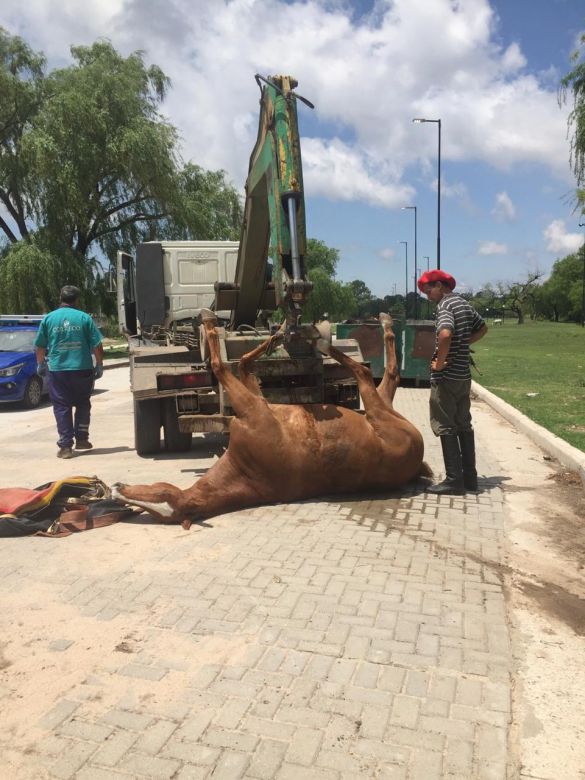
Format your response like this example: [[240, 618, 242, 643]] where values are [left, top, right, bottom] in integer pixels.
[[432, 293, 485, 381]]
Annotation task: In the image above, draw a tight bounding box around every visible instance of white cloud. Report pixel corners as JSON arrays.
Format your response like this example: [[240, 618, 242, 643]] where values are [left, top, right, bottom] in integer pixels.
[[543, 219, 583, 254], [302, 138, 414, 208], [0, 0, 573, 207], [492, 191, 516, 221], [379, 248, 396, 260], [478, 241, 507, 255]]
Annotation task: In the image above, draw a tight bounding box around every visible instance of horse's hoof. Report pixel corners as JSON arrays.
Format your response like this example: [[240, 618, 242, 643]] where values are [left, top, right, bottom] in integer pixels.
[[110, 483, 126, 502], [315, 320, 332, 345], [200, 308, 217, 322]]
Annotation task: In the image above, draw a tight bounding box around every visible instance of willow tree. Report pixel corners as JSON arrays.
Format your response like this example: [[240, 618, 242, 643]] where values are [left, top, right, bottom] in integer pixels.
[[22, 40, 182, 258], [0, 28, 45, 243], [0, 240, 88, 312], [0, 32, 242, 312], [560, 33, 585, 209]]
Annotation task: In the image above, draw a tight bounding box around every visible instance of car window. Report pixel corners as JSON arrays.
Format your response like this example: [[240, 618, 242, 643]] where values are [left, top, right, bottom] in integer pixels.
[[0, 330, 37, 352]]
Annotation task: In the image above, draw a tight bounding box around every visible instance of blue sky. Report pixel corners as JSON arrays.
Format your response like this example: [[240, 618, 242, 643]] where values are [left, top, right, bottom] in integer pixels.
[[1, 0, 584, 297]]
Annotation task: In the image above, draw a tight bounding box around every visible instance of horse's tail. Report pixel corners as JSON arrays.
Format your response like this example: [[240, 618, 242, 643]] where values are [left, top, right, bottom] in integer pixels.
[[418, 461, 433, 480]]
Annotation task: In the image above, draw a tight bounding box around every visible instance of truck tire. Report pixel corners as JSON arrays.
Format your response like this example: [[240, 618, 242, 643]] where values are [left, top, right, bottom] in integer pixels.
[[134, 399, 161, 455], [162, 399, 192, 452]]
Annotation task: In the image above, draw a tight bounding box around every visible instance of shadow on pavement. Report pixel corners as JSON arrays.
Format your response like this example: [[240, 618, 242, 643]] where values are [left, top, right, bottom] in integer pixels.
[[481, 475, 512, 489], [76, 446, 133, 455], [0, 399, 51, 411], [120, 513, 214, 530]]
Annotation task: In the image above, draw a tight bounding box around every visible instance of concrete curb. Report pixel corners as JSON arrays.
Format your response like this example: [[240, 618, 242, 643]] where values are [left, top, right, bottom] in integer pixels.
[[472, 380, 585, 489], [103, 358, 129, 370]]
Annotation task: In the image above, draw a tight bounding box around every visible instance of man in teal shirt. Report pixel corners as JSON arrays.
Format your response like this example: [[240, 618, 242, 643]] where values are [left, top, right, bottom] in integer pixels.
[[34, 285, 104, 459]]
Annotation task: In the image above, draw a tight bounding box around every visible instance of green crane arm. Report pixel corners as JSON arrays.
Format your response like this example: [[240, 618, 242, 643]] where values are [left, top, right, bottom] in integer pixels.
[[229, 74, 313, 331]]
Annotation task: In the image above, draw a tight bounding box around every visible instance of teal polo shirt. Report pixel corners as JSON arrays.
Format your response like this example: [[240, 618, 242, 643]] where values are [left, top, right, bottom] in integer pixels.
[[34, 306, 103, 371]]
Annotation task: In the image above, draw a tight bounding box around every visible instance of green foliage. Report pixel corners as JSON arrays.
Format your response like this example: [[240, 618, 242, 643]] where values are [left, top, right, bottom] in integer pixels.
[[303, 267, 357, 322], [493, 273, 543, 324], [0, 32, 242, 269], [473, 320, 585, 452], [305, 238, 339, 276], [560, 33, 585, 192], [100, 317, 125, 339], [23, 40, 179, 256], [538, 252, 584, 322], [161, 163, 242, 241], [349, 279, 373, 313], [0, 31, 244, 314], [301, 239, 356, 321], [0, 237, 86, 312], [0, 28, 45, 242]]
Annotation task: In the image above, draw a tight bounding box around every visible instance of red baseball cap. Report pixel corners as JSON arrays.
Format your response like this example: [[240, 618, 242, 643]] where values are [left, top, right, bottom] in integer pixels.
[[417, 269, 456, 293]]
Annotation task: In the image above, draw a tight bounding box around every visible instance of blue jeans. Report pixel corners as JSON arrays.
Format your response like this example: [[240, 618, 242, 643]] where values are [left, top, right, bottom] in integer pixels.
[[48, 370, 94, 448]]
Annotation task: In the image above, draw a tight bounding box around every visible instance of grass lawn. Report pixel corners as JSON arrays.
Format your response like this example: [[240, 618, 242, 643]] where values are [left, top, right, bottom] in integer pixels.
[[102, 339, 128, 360], [472, 319, 585, 453]]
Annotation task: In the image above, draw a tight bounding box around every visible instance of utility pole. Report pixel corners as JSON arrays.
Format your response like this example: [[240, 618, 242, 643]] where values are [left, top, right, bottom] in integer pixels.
[[401, 206, 417, 318], [412, 118, 441, 268], [400, 241, 408, 318]]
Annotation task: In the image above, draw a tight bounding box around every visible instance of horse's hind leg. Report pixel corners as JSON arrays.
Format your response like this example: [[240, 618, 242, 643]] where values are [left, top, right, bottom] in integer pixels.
[[375, 313, 400, 409], [323, 341, 390, 421], [201, 310, 268, 417], [237, 328, 284, 397], [313, 314, 400, 420]]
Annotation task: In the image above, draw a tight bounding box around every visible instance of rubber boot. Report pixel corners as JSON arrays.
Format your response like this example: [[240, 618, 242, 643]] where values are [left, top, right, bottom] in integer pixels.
[[458, 430, 478, 491], [427, 435, 465, 495]]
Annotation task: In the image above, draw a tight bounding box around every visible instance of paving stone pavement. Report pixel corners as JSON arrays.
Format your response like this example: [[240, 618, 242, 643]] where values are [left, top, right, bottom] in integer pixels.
[[0, 387, 513, 780]]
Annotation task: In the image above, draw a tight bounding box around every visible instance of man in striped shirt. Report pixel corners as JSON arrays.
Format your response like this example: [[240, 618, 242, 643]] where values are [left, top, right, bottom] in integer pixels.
[[417, 270, 488, 495]]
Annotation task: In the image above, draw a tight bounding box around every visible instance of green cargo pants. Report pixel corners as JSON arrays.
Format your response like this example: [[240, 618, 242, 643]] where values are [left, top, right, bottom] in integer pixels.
[[429, 378, 473, 437]]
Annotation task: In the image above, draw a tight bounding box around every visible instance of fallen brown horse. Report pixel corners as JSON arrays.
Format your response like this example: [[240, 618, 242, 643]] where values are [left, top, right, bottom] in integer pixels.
[[113, 312, 428, 528]]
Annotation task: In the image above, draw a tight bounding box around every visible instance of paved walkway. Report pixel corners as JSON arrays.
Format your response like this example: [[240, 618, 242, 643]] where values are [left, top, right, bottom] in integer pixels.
[[1, 375, 516, 779]]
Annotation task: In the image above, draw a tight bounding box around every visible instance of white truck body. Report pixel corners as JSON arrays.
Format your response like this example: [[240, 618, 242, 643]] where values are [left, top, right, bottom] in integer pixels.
[[158, 241, 239, 325]]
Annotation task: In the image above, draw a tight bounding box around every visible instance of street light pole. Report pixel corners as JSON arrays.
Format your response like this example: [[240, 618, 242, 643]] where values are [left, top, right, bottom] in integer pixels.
[[402, 206, 417, 318], [579, 222, 585, 328], [400, 241, 408, 319], [413, 265, 419, 318], [412, 117, 442, 268], [423, 255, 430, 270]]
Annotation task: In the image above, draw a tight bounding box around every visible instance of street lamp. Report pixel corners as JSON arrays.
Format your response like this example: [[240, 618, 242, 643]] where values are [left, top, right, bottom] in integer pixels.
[[423, 255, 430, 271], [402, 206, 417, 318], [400, 240, 408, 318], [412, 117, 442, 269], [579, 222, 585, 328]]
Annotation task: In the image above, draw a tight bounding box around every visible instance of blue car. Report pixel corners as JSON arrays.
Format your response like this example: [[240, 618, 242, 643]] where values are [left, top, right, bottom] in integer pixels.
[[0, 316, 48, 408]]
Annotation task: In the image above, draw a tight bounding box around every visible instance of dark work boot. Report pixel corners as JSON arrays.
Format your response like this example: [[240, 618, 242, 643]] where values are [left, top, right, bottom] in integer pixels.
[[458, 430, 478, 491], [427, 435, 465, 495]]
